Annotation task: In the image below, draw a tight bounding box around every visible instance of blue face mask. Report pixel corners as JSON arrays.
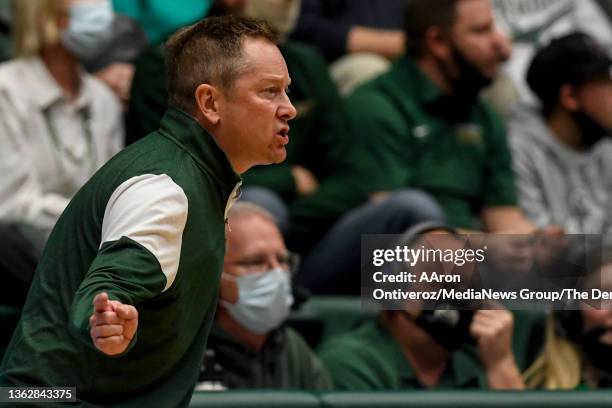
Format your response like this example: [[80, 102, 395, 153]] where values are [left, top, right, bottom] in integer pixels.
[[220, 268, 294, 334], [61, 0, 114, 60]]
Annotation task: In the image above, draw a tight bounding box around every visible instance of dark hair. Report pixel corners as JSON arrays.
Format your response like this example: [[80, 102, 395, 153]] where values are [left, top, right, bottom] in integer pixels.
[[165, 15, 278, 115], [404, 0, 459, 57]]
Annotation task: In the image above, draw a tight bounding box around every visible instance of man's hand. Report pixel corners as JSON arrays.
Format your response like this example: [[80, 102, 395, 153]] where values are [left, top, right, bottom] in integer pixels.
[[89, 292, 138, 356], [292, 165, 319, 195], [471, 309, 514, 367], [471, 309, 525, 389]]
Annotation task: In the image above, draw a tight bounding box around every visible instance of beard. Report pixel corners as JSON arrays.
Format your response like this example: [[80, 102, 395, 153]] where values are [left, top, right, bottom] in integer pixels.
[[572, 110, 612, 148], [426, 41, 496, 123]]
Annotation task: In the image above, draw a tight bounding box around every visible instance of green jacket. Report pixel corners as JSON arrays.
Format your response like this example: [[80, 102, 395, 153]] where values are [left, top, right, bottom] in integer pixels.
[[0, 108, 241, 407], [203, 325, 332, 390], [346, 55, 517, 228], [318, 320, 487, 390]]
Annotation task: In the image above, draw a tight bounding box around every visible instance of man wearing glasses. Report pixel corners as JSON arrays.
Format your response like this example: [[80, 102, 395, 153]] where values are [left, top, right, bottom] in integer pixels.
[[198, 202, 331, 390]]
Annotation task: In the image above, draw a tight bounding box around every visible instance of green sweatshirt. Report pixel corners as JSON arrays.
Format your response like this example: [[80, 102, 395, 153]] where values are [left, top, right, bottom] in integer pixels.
[[0, 108, 241, 407]]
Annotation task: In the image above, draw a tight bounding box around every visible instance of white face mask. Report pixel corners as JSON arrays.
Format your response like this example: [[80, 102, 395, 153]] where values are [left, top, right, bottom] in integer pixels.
[[61, 0, 114, 60], [220, 268, 294, 334]]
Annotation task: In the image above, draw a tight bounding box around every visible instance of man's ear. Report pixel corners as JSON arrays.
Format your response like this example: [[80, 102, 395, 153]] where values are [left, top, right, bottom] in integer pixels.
[[426, 26, 451, 61], [195, 84, 222, 125], [559, 84, 580, 112]]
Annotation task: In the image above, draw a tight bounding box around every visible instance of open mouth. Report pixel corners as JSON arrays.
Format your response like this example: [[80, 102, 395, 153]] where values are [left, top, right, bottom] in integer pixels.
[[277, 128, 290, 143]]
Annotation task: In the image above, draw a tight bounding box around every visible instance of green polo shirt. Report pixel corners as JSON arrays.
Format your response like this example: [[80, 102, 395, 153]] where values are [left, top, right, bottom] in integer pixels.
[[318, 320, 486, 390], [347, 55, 517, 228], [203, 325, 332, 390]]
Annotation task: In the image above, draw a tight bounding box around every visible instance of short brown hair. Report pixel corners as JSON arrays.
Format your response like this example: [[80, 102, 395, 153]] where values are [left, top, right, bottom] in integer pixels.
[[404, 0, 459, 57], [165, 15, 278, 115]]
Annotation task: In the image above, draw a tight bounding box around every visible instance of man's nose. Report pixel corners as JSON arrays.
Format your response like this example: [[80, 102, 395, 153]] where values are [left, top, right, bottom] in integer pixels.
[[493, 30, 512, 62], [279, 93, 297, 121]]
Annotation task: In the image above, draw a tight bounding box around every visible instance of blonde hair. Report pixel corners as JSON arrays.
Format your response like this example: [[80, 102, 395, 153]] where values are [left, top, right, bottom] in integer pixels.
[[523, 316, 583, 389], [14, 0, 65, 57]]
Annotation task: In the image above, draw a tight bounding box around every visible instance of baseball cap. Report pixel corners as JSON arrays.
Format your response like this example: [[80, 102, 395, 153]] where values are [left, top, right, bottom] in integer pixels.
[[527, 32, 612, 105]]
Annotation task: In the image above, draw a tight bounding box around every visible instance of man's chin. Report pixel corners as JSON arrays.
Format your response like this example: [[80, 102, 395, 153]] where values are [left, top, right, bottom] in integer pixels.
[[270, 148, 287, 164]]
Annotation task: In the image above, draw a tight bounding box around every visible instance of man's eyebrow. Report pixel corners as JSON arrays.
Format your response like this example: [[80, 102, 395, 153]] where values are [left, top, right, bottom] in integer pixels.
[[257, 75, 292, 85]]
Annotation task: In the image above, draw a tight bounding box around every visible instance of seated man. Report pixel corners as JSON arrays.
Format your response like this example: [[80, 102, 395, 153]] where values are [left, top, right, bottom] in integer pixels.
[[297, 0, 537, 294], [319, 228, 524, 390], [318, 305, 524, 390], [197, 202, 332, 390], [509, 32, 612, 239], [348, 0, 532, 235]]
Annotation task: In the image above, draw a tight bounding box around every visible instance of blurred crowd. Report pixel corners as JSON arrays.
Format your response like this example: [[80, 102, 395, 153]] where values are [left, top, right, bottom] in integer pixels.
[[1, 0, 612, 394]]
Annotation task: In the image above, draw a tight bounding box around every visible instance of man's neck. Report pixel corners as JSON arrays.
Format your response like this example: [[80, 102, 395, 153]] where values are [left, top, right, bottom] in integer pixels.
[[216, 307, 269, 352], [547, 107, 583, 149], [417, 55, 452, 95], [194, 114, 247, 175], [40, 45, 80, 101], [382, 313, 450, 387]]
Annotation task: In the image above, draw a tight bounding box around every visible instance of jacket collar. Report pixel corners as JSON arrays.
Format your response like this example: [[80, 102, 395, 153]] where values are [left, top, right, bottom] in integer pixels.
[[158, 108, 241, 192]]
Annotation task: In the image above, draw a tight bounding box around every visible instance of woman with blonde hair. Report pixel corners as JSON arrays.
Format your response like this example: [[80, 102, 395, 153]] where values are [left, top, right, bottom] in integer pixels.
[[0, 0, 123, 252], [524, 256, 612, 389]]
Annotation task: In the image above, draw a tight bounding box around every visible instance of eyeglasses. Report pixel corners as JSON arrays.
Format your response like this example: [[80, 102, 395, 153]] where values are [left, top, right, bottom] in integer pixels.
[[227, 251, 300, 274]]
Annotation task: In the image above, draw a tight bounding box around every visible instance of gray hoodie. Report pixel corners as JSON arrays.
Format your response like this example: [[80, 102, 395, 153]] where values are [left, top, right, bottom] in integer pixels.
[[508, 106, 612, 236]]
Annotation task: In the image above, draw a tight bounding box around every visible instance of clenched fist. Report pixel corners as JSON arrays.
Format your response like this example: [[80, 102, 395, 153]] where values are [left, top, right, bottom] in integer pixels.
[[89, 292, 138, 356]]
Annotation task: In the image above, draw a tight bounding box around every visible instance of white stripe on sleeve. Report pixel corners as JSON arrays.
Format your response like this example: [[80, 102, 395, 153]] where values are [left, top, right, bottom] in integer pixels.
[[100, 174, 189, 292]]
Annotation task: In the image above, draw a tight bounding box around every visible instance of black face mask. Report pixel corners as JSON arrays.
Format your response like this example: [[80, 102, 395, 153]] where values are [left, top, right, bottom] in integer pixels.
[[581, 326, 612, 384], [427, 42, 494, 123], [572, 111, 611, 148], [406, 308, 475, 351]]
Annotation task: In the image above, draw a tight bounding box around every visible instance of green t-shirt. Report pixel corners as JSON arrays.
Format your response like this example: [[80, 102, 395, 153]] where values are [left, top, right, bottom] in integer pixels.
[[318, 320, 487, 390], [346, 55, 517, 228]]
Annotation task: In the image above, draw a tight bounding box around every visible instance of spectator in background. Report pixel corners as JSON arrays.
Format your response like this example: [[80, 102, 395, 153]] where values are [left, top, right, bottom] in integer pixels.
[[198, 203, 331, 390], [318, 229, 524, 390], [320, 307, 524, 390], [509, 32, 612, 239], [491, 0, 612, 109], [524, 252, 612, 389], [0, 0, 148, 107], [296, 0, 536, 294], [290, 0, 407, 95], [0, 0, 123, 254], [346, 0, 533, 234]]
